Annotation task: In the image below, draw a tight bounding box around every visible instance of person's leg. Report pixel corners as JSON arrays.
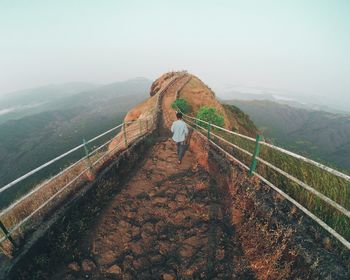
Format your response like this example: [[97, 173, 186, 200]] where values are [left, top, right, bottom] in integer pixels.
[[176, 142, 181, 161], [178, 141, 185, 161]]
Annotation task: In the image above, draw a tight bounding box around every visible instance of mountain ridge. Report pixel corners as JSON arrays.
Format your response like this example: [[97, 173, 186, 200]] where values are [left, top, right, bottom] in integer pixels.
[[227, 99, 350, 171], [0, 78, 152, 124], [0, 78, 152, 207]]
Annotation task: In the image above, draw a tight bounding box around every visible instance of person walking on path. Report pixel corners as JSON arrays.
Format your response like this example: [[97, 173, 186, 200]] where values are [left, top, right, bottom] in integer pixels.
[[171, 112, 189, 164]]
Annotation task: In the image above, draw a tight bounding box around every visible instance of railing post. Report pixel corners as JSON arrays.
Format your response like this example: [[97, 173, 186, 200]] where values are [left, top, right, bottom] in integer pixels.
[[83, 139, 92, 170], [207, 122, 211, 140], [123, 123, 128, 148], [139, 119, 142, 135], [249, 134, 263, 177], [0, 220, 16, 248]]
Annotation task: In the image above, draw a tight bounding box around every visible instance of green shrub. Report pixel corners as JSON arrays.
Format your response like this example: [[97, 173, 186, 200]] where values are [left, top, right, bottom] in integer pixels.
[[171, 98, 191, 113], [196, 106, 224, 128]]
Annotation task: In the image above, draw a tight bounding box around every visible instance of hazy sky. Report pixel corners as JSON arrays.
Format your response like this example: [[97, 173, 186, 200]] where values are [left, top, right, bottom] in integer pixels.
[[1, 0, 349, 100]]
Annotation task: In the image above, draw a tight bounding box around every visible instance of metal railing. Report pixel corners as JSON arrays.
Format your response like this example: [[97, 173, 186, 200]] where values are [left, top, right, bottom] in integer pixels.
[[0, 114, 157, 249], [0, 73, 183, 253], [181, 113, 350, 250]]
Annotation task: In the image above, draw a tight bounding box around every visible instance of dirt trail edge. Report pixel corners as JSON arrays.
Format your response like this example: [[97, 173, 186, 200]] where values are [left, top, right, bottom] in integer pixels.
[[77, 140, 237, 279], [80, 75, 237, 279], [33, 76, 241, 279], [10, 72, 349, 279]]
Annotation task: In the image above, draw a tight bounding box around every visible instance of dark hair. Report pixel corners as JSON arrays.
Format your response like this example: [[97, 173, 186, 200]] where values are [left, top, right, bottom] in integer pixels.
[[176, 112, 183, 119]]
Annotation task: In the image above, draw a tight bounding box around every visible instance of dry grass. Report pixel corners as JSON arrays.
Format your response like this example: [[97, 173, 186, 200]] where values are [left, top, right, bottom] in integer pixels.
[[124, 94, 158, 122], [0, 117, 156, 257]]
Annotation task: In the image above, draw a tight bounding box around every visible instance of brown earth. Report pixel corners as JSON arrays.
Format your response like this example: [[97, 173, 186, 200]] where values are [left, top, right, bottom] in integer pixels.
[[64, 140, 238, 279], [10, 71, 349, 279], [160, 75, 190, 135], [178, 76, 232, 130], [46, 73, 251, 279], [48, 73, 247, 279]]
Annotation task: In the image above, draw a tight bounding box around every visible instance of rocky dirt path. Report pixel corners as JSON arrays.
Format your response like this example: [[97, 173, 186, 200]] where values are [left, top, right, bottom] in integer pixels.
[[25, 72, 347, 280], [57, 139, 239, 279], [159, 75, 189, 137], [52, 78, 248, 279]]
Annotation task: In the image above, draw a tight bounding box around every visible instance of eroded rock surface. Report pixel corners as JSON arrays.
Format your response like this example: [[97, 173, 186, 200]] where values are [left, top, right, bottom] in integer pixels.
[[10, 71, 349, 279], [59, 74, 240, 278], [55, 140, 237, 279]]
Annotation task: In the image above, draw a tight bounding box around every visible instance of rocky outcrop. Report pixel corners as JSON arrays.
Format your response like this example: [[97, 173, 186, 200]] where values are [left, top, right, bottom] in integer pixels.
[[85, 140, 235, 278], [150, 72, 180, 97]]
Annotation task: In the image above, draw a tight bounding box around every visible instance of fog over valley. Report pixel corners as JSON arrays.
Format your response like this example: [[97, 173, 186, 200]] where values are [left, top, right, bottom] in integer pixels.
[[1, 1, 349, 111]]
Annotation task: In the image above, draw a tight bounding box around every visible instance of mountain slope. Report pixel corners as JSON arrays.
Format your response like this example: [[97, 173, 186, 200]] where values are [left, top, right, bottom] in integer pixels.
[[0, 83, 99, 123], [0, 78, 152, 207], [10, 72, 349, 280], [227, 100, 350, 171]]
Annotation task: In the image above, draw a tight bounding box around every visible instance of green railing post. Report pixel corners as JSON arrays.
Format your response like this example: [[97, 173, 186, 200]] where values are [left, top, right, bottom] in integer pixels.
[[123, 123, 128, 147], [0, 220, 16, 248], [83, 139, 92, 170], [207, 122, 211, 140], [249, 134, 263, 177]]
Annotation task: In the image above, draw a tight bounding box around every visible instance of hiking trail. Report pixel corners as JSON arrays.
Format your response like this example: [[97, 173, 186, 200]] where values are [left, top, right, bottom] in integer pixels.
[[48, 75, 250, 280]]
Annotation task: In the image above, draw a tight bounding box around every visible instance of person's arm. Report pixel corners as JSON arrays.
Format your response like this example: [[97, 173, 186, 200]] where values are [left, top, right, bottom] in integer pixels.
[[184, 122, 189, 136], [171, 122, 174, 133]]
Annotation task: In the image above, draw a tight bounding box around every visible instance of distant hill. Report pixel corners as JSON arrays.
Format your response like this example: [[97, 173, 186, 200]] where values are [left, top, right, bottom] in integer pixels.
[[218, 87, 350, 115], [225, 100, 350, 172], [0, 78, 152, 206], [0, 83, 99, 124]]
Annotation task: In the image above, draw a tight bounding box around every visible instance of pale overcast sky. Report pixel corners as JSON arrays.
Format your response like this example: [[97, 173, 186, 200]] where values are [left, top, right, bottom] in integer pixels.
[[0, 0, 349, 100]]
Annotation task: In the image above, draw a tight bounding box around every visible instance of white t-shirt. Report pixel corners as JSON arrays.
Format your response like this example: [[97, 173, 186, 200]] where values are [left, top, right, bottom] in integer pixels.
[[171, 120, 189, 142]]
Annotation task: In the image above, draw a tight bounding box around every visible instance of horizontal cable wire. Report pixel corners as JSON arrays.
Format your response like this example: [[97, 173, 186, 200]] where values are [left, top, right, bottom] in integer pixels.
[[0, 140, 128, 243], [85, 123, 123, 145], [186, 119, 350, 249], [0, 115, 154, 245], [0, 155, 88, 218], [0, 134, 121, 218], [182, 113, 350, 181], [256, 157, 350, 218], [208, 130, 253, 157], [0, 164, 93, 244], [91, 143, 123, 168], [88, 138, 115, 157], [0, 143, 120, 242], [0, 124, 124, 194], [259, 142, 350, 181], [187, 116, 350, 218], [182, 113, 256, 142], [255, 172, 350, 250], [207, 136, 350, 250], [186, 118, 253, 157], [0, 117, 154, 195], [0, 144, 85, 194], [196, 120, 350, 217]]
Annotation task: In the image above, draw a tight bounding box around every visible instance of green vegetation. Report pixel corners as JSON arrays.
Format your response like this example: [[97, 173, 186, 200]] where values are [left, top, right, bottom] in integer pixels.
[[223, 104, 258, 137], [185, 101, 350, 243], [208, 127, 350, 242], [230, 100, 350, 172], [257, 144, 350, 241], [196, 106, 224, 129], [171, 98, 191, 113], [0, 78, 151, 209], [0, 83, 97, 124]]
